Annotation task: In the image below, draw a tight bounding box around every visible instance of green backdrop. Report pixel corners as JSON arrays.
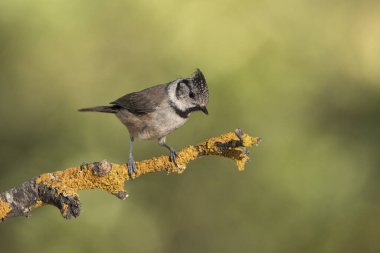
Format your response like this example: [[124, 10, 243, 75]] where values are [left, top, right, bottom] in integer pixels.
[[1, 0, 379, 252]]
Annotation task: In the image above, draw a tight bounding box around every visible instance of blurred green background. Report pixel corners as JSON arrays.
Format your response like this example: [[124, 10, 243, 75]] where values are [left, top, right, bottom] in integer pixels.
[[1, 0, 380, 252]]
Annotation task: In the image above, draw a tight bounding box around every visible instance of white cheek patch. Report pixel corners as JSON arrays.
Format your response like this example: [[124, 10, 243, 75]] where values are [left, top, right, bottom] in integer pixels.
[[167, 82, 188, 111]]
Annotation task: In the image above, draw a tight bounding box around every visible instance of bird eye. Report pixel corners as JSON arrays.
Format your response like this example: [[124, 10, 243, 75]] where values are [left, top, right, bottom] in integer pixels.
[[189, 92, 195, 99]]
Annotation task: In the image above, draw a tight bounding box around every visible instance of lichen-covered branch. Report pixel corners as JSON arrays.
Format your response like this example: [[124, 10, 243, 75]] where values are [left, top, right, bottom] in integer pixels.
[[0, 129, 261, 223]]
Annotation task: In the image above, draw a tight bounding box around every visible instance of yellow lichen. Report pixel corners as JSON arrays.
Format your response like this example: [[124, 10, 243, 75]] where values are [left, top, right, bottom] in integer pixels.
[[0, 130, 261, 222], [61, 204, 70, 217], [34, 131, 260, 199], [0, 199, 12, 220], [31, 200, 44, 209], [36, 164, 128, 197]]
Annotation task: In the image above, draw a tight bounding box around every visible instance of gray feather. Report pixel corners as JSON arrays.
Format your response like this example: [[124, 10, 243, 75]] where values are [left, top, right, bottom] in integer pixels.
[[110, 84, 167, 115], [78, 105, 119, 113]]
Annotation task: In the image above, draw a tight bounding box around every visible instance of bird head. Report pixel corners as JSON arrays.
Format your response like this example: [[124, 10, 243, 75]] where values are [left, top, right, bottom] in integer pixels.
[[172, 69, 209, 115]]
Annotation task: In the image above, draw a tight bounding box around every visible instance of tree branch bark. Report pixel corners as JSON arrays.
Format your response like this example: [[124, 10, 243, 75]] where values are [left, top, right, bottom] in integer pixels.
[[0, 129, 261, 223]]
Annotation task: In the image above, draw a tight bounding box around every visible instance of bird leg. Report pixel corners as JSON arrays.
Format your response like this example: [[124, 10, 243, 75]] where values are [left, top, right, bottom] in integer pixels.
[[158, 137, 178, 166], [128, 136, 136, 177]]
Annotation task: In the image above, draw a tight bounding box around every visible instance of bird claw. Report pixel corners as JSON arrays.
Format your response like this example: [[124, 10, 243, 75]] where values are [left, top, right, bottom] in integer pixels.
[[127, 157, 136, 178], [169, 149, 179, 167]]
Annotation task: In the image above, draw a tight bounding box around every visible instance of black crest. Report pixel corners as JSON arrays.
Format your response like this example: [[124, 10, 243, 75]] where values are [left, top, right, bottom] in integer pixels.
[[192, 69, 208, 94]]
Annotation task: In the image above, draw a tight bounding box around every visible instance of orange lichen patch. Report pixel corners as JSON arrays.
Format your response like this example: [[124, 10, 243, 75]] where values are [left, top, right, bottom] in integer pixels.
[[36, 163, 129, 197], [61, 204, 70, 217], [31, 200, 44, 209], [194, 132, 261, 169], [179, 146, 200, 161], [235, 154, 250, 171], [34, 131, 260, 197], [132, 145, 200, 177], [133, 131, 260, 175], [0, 199, 12, 220], [197, 132, 238, 154]]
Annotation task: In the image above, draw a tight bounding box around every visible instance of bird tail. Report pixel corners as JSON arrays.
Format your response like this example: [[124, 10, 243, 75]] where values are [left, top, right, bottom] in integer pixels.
[[78, 105, 119, 113]]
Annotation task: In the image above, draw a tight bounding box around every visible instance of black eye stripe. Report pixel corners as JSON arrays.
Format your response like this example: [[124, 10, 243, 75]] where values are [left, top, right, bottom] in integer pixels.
[[175, 82, 182, 97], [176, 79, 193, 98], [182, 80, 192, 91]]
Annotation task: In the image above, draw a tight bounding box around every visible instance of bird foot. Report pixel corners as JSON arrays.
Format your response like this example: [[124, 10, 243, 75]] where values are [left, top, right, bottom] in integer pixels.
[[127, 156, 136, 178], [169, 149, 179, 167]]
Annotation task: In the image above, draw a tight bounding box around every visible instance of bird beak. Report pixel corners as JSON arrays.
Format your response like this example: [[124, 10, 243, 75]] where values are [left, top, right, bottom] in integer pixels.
[[199, 106, 208, 115]]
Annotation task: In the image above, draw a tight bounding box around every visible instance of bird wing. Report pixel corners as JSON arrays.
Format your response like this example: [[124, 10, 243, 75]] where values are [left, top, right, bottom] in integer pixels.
[[110, 84, 167, 115]]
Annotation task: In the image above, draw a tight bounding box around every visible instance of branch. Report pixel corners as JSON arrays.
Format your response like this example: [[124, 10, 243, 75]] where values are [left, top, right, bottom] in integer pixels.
[[0, 129, 261, 223]]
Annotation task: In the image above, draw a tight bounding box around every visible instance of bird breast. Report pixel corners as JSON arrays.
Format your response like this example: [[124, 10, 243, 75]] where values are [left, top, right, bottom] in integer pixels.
[[144, 103, 188, 139], [116, 103, 188, 140]]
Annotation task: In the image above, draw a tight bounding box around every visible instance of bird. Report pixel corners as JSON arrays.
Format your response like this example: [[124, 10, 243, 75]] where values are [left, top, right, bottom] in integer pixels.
[[78, 69, 209, 177]]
